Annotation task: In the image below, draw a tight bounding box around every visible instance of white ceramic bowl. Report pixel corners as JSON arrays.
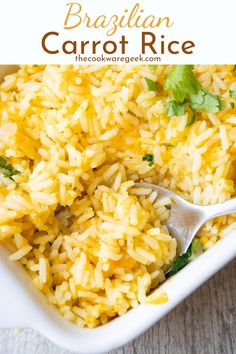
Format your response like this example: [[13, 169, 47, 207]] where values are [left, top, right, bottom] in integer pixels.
[[0, 66, 236, 354]]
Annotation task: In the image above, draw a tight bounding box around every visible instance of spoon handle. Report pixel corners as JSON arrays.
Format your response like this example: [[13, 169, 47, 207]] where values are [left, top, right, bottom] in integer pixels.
[[203, 198, 236, 220]]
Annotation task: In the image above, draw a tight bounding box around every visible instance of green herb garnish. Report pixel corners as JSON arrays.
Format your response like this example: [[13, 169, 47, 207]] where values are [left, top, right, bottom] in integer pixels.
[[168, 239, 199, 276], [189, 89, 224, 113], [186, 113, 196, 127], [0, 156, 20, 180], [190, 239, 200, 256], [230, 90, 236, 99], [148, 65, 157, 70], [166, 101, 185, 117], [164, 65, 201, 103], [164, 65, 225, 116], [143, 153, 154, 166], [165, 204, 172, 210], [145, 78, 157, 92], [163, 143, 175, 148], [230, 102, 235, 109]]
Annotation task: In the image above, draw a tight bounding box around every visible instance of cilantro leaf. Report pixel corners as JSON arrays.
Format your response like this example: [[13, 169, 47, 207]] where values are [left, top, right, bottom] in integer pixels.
[[163, 143, 175, 148], [143, 153, 154, 166], [166, 101, 185, 117], [164, 65, 201, 103], [190, 239, 200, 255], [164, 65, 225, 116], [189, 89, 224, 113], [168, 240, 200, 276], [186, 113, 196, 127], [145, 78, 157, 92], [0, 156, 20, 180], [168, 247, 192, 276], [148, 65, 157, 70], [230, 90, 236, 99]]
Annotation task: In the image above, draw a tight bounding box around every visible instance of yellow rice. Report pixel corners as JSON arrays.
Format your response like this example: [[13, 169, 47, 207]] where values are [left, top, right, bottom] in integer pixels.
[[0, 65, 236, 327]]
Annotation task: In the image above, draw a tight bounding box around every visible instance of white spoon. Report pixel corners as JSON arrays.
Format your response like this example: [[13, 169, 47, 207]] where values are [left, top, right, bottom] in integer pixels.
[[135, 182, 236, 255]]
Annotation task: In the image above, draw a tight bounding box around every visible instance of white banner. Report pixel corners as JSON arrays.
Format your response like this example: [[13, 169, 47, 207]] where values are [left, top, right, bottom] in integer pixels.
[[0, 0, 235, 64]]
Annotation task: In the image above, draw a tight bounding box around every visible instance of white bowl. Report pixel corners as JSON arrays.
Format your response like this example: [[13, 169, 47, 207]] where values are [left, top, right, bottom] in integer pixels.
[[0, 65, 236, 354]]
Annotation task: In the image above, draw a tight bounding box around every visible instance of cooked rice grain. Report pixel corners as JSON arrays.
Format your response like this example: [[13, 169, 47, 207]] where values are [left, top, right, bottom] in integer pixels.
[[0, 65, 236, 327]]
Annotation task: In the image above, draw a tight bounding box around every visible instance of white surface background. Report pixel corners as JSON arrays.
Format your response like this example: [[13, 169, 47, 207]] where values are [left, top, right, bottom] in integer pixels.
[[0, 258, 235, 354], [0, 0, 235, 63]]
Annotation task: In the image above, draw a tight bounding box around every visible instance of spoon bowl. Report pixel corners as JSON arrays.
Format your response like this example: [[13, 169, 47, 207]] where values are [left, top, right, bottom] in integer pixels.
[[135, 182, 236, 255]]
